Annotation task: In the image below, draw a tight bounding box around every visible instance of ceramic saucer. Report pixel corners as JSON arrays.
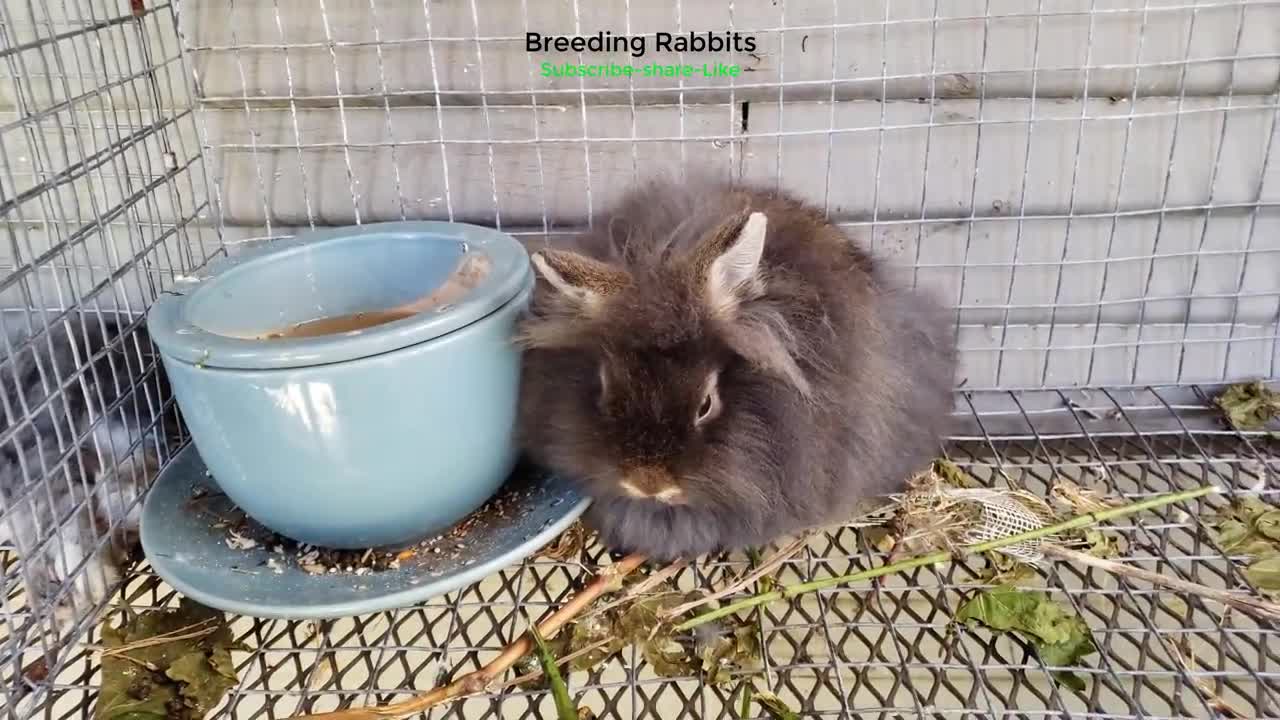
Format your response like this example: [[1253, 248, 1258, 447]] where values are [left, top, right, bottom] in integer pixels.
[[140, 443, 590, 619]]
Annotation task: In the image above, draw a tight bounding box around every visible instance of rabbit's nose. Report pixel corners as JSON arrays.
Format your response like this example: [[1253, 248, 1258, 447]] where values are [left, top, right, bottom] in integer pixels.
[[619, 465, 686, 505]]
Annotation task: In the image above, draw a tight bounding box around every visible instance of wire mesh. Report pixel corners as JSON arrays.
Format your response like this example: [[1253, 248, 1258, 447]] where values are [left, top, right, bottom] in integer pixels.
[[179, 0, 1280, 390], [0, 0, 208, 714], [9, 387, 1280, 719], [0, 0, 1277, 719]]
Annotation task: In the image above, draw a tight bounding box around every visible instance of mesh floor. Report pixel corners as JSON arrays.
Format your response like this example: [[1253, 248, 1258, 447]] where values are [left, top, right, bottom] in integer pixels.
[[6, 386, 1277, 720], [1, 1, 1278, 718]]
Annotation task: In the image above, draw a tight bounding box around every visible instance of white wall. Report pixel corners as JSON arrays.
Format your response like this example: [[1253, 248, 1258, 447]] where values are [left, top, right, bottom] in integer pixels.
[[2, 0, 1277, 388]]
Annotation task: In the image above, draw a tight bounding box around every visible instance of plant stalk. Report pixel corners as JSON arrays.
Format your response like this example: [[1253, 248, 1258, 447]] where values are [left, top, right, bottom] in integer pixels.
[[292, 553, 647, 720], [1041, 542, 1280, 621], [676, 485, 1219, 631]]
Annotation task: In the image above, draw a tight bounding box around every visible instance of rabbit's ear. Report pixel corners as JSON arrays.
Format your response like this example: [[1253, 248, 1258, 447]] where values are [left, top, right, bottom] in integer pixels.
[[692, 210, 767, 317], [530, 249, 630, 313]]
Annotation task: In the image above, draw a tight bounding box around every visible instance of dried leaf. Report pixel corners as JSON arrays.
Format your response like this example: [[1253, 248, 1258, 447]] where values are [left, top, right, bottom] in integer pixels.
[[96, 599, 245, 720], [1214, 381, 1280, 431], [956, 587, 1096, 691], [621, 591, 703, 679], [1075, 528, 1122, 559], [530, 624, 578, 720], [745, 547, 777, 592], [528, 580, 694, 679], [696, 622, 762, 686], [753, 689, 799, 720], [933, 458, 981, 489], [530, 575, 760, 687], [979, 552, 1039, 586], [618, 592, 695, 643], [22, 658, 49, 684], [565, 615, 624, 673], [863, 527, 897, 554], [1051, 478, 1122, 515], [538, 522, 592, 561], [643, 632, 698, 678]]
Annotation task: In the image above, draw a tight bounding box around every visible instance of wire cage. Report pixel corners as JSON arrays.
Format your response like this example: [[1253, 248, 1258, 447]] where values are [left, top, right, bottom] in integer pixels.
[[1, 0, 1278, 718]]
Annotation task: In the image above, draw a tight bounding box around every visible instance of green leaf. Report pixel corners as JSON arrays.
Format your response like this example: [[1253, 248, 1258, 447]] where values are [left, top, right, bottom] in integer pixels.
[[1244, 553, 1280, 592], [96, 599, 243, 720], [1210, 496, 1280, 558], [1236, 496, 1275, 519], [1052, 671, 1087, 693], [1078, 529, 1122, 559], [1206, 497, 1280, 597], [208, 646, 238, 681], [94, 663, 174, 720], [753, 689, 799, 720], [166, 651, 238, 715], [530, 625, 578, 720], [956, 587, 1096, 690], [1213, 381, 1280, 431], [1254, 510, 1280, 542], [1214, 519, 1254, 553]]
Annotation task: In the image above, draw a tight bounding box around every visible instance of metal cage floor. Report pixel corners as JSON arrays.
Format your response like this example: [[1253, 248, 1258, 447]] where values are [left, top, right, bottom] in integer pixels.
[[4, 386, 1277, 720], [2, 1, 1279, 719]]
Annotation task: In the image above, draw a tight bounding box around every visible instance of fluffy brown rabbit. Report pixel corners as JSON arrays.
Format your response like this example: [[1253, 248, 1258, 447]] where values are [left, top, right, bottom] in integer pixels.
[[516, 179, 957, 560]]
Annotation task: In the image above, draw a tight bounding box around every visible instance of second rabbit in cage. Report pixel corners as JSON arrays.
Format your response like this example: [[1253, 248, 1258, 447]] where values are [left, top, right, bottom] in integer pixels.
[[0, 315, 169, 626]]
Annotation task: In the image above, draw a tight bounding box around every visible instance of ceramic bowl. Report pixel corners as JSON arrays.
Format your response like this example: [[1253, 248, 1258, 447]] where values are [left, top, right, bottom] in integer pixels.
[[146, 221, 533, 549]]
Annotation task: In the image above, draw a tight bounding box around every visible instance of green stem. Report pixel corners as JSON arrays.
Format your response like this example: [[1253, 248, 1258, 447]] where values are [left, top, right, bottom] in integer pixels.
[[529, 624, 577, 720], [676, 484, 1218, 631]]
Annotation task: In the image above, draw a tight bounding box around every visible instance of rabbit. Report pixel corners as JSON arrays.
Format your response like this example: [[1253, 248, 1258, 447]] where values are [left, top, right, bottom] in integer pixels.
[[515, 178, 958, 560], [0, 313, 169, 628]]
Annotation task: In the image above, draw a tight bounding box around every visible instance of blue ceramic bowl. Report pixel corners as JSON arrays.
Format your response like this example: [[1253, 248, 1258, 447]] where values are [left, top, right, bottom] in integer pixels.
[[146, 222, 533, 549]]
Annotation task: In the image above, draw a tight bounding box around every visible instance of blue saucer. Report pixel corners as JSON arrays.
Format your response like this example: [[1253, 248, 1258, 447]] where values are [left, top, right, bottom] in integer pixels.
[[140, 443, 591, 619]]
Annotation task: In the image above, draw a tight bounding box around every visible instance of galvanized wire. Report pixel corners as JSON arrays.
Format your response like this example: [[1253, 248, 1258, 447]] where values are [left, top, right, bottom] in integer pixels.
[[0, 1, 1277, 718], [5, 387, 1278, 719]]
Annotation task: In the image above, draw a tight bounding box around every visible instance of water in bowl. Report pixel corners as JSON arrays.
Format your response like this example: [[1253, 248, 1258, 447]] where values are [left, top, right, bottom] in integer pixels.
[[256, 251, 493, 341], [261, 309, 418, 339]]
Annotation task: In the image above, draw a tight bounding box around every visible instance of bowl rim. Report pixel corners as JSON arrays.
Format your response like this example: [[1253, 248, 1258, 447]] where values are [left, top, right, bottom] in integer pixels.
[[146, 221, 530, 370]]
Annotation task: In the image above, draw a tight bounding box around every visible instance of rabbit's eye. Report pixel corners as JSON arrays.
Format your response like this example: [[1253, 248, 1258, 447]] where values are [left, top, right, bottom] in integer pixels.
[[694, 371, 721, 426], [597, 362, 610, 407], [697, 394, 714, 419]]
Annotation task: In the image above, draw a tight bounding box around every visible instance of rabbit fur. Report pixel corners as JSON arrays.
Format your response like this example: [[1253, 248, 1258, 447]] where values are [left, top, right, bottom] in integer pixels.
[[0, 313, 169, 627], [516, 178, 958, 560]]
